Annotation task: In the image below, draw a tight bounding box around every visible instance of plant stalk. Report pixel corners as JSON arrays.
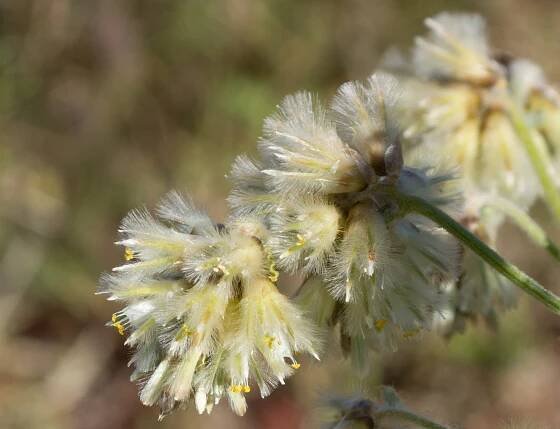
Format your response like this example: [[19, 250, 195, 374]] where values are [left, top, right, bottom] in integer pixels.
[[376, 408, 450, 429], [508, 101, 560, 223], [398, 193, 560, 315], [482, 197, 560, 262]]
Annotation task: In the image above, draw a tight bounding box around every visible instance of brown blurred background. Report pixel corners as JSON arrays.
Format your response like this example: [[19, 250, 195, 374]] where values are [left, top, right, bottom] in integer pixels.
[[1, 1, 560, 428]]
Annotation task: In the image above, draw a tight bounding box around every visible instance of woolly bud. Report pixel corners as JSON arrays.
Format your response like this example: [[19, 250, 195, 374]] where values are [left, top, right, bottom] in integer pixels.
[[413, 12, 499, 85], [331, 73, 402, 176], [260, 91, 366, 195], [270, 200, 340, 274]]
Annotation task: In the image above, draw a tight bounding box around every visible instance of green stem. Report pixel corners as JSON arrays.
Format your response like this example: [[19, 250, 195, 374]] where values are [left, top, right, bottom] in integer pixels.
[[482, 197, 560, 262], [376, 408, 449, 429], [508, 101, 560, 223], [399, 193, 560, 315]]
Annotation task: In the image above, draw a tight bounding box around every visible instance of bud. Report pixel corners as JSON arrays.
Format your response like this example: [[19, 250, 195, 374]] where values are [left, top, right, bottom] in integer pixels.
[[260, 92, 367, 195], [270, 199, 341, 274], [413, 12, 499, 85]]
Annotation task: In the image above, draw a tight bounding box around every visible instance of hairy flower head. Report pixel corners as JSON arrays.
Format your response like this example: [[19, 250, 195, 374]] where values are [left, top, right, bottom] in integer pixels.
[[380, 12, 560, 331], [229, 73, 460, 358], [385, 12, 560, 221], [413, 12, 499, 85], [100, 192, 320, 417]]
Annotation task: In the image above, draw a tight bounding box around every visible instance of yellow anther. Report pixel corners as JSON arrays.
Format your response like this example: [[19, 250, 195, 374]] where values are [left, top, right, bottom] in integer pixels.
[[268, 262, 279, 283], [265, 249, 279, 283], [374, 319, 388, 332], [283, 234, 307, 257], [111, 314, 125, 336], [230, 385, 243, 393], [402, 328, 420, 338], [291, 362, 301, 370], [175, 324, 192, 341], [124, 248, 135, 261], [264, 335, 276, 349], [243, 385, 251, 393]]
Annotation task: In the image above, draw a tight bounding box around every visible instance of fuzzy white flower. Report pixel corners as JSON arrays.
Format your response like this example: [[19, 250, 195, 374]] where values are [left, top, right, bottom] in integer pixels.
[[413, 12, 499, 85], [387, 12, 560, 219], [100, 192, 321, 417], [230, 72, 461, 358], [381, 12, 560, 333], [260, 92, 367, 195], [269, 199, 341, 274]]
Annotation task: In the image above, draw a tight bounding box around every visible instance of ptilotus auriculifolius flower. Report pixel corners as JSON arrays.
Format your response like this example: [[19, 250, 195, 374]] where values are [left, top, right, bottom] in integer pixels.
[[381, 12, 560, 332], [99, 192, 321, 417], [229, 73, 461, 366], [385, 12, 560, 216], [100, 13, 560, 421]]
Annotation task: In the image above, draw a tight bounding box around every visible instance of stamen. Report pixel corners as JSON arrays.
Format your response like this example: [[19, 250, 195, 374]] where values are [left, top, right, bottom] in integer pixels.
[[402, 328, 421, 338], [124, 248, 135, 261], [111, 313, 126, 336], [230, 385, 244, 393], [374, 319, 388, 332], [264, 335, 276, 349], [175, 324, 193, 341]]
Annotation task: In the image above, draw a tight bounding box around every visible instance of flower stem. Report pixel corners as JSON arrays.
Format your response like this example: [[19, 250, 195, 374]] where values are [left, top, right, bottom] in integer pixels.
[[482, 197, 560, 262], [508, 101, 560, 223], [398, 193, 560, 315], [376, 408, 450, 429]]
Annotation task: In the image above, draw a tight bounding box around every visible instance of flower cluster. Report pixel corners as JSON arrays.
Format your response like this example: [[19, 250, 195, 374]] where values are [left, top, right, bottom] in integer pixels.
[[100, 192, 320, 417], [100, 13, 560, 419], [229, 74, 460, 367], [385, 13, 560, 212], [382, 12, 560, 331]]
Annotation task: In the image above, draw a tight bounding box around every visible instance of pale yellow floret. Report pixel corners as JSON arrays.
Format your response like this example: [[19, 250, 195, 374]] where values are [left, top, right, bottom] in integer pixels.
[[228, 233, 264, 279], [113, 256, 181, 273], [421, 15, 496, 85], [125, 318, 155, 346], [448, 118, 480, 180], [170, 351, 201, 401], [112, 281, 179, 299]]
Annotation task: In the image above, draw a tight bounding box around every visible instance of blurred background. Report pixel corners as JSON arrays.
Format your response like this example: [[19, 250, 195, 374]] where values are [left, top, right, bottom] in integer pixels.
[[1, 0, 560, 428]]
